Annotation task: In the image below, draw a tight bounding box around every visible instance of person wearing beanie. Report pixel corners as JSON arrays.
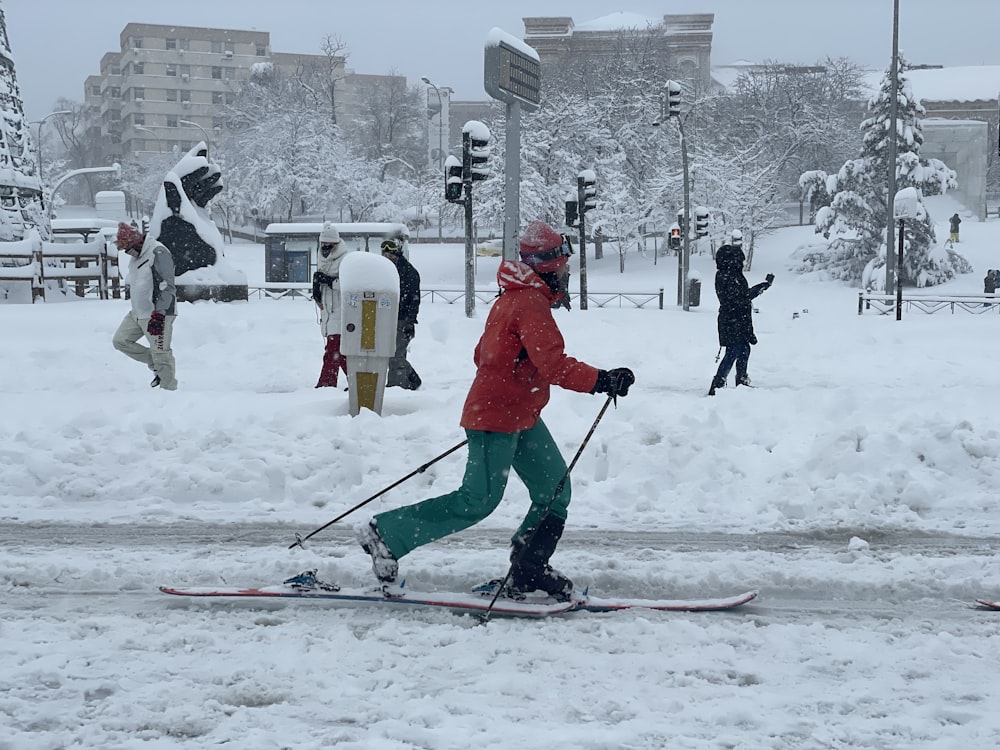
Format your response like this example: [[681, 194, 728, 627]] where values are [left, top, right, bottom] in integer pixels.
[[380, 237, 422, 390], [111, 221, 178, 390], [312, 223, 351, 389], [357, 219, 635, 602]]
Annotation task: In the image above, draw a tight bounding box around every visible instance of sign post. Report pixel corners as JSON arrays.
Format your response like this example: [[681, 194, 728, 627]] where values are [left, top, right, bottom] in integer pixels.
[[484, 28, 540, 261]]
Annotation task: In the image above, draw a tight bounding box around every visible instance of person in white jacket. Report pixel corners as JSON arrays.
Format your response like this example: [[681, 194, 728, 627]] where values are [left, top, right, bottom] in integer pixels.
[[112, 222, 178, 390], [312, 223, 351, 388]]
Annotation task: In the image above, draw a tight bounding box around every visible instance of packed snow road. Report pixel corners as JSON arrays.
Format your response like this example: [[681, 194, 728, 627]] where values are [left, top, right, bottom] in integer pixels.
[[4, 521, 998, 615], [5, 528, 1000, 748]]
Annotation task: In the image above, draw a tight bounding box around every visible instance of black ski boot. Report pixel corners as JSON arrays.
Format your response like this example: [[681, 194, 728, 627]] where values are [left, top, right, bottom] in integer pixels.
[[708, 376, 726, 396], [509, 514, 574, 602]]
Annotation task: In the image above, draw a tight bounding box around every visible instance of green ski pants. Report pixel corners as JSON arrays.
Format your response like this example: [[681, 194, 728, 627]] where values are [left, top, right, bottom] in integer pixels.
[[373, 419, 570, 559]]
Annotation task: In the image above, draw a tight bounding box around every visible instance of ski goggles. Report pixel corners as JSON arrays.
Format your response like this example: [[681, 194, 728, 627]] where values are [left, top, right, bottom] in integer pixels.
[[521, 235, 574, 269]]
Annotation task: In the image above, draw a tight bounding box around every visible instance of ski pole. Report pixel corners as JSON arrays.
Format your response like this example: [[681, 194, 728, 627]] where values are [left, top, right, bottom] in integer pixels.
[[288, 439, 468, 550], [479, 395, 615, 623]]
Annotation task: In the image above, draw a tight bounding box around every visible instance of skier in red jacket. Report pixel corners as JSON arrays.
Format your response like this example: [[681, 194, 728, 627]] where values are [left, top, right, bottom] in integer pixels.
[[358, 220, 634, 600]]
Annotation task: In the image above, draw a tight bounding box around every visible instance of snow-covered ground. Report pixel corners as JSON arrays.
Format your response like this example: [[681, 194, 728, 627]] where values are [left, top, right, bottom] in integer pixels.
[[3, 194, 1000, 748]]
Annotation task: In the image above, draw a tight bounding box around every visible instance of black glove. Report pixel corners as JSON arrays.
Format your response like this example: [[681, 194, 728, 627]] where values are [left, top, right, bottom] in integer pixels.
[[147, 311, 165, 336], [765, 273, 775, 285], [591, 368, 635, 398]]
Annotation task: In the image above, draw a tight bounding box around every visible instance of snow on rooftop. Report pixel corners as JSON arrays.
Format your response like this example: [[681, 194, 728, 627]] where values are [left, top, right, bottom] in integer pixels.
[[864, 65, 1000, 102], [574, 12, 660, 32]]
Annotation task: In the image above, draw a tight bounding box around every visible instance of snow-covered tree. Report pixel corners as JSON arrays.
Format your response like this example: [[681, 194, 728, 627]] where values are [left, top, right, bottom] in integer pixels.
[[796, 54, 966, 288]]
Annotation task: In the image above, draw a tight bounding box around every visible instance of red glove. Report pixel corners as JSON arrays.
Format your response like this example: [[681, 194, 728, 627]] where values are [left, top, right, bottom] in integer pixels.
[[147, 311, 165, 336]]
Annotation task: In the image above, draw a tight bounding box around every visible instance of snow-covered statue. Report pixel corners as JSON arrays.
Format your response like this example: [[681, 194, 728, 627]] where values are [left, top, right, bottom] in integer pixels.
[[149, 143, 246, 298]]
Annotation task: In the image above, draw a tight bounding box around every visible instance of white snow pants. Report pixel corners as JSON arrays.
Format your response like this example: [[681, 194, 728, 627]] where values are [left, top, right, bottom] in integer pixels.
[[112, 311, 178, 390]]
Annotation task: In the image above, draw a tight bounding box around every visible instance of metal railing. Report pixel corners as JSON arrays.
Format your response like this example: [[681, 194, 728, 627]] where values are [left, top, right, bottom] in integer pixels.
[[248, 285, 665, 309], [858, 291, 1000, 315]]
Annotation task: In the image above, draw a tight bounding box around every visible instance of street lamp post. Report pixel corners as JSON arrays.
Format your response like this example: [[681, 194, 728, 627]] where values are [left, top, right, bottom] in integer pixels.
[[421, 76, 445, 242], [47, 164, 122, 225], [179, 119, 210, 155], [135, 126, 163, 153], [30, 110, 72, 184]]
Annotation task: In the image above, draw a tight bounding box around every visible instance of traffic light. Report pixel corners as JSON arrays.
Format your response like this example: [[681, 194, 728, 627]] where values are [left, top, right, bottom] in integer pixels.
[[676, 211, 686, 237], [695, 207, 710, 238], [565, 199, 579, 228], [444, 155, 464, 203], [579, 171, 597, 213], [463, 124, 490, 182], [665, 80, 682, 117], [668, 225, 681, 252]]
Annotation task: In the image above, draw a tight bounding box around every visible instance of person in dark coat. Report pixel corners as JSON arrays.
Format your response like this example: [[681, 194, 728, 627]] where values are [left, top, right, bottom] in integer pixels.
[[949, 213, 962, 243], [381, 238, 422, 390], [709, 244, 773, 395]]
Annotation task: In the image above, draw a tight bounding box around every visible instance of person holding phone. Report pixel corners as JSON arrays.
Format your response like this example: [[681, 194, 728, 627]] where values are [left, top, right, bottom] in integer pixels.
[[709, 243, 774, 395]]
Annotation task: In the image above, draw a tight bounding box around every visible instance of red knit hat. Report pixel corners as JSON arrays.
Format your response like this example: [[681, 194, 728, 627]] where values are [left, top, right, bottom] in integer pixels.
[[519, 220, 572, 272], [116, 222, 143, 251]]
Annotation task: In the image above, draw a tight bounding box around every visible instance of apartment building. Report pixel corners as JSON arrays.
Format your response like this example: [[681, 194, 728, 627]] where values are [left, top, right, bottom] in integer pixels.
[[86, 23, 406, 162]]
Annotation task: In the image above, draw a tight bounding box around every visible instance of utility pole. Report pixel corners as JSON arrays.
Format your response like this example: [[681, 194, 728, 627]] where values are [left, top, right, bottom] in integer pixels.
[[885, 0, 901, 295]]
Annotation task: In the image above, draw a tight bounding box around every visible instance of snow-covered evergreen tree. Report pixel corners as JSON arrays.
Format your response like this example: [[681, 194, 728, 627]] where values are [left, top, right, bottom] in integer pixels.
[[0, 0, 43, 243], [796, 54, 967, 288]]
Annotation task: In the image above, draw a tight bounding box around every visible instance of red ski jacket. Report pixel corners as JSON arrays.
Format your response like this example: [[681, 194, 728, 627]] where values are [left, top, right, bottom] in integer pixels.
[[460, 260, 599, 432]]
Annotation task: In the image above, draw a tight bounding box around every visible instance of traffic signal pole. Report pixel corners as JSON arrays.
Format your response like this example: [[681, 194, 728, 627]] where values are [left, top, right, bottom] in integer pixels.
[[576, 176, 589, 311], [462, 130, 475, 318], [679, 116, 691, 311]]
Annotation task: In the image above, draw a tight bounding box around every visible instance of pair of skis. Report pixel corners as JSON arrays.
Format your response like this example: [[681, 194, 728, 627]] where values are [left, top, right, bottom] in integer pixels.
[[160, 573, 759, 618]]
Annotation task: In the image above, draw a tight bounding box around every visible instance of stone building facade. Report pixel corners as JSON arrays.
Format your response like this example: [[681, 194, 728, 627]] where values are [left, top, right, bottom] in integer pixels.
[[521, 13, 715, 93]]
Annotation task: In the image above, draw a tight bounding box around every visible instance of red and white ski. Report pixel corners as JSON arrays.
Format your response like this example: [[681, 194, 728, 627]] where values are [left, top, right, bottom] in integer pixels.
[[161, 575, 757, 617]]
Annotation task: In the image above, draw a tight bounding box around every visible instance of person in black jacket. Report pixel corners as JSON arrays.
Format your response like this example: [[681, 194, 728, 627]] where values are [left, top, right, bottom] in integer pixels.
[[709, 243, 773, 396], [381, 238, 422, 390]]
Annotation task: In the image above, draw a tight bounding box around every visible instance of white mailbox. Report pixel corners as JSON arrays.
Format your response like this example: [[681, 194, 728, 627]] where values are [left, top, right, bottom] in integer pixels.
[[339, 252, 399, 416]]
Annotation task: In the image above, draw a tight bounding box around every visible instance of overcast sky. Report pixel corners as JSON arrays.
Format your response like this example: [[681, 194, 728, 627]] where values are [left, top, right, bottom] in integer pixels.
[[5, 0, 999, 122]]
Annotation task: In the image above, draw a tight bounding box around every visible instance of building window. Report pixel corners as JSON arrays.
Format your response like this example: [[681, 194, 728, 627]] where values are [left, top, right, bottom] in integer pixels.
[[132, 37, 143, 49], [212, 116, 224, 130], [255, 44, 266, 56], [225, 41, 235, 53], [179, 64, 191, 76], [179, 38, 189, 51], [109, 87, 121, 99], [211, 67, 222, 80], [166, 63, 177, 77], [166, 89, 177, 102], [211, 40, 223, 54], [90, 84, 101, 96], [167, 115, 178, 128], [134, 87, 144, 100], [166, 38, 176, 50], [111, 109, 121, 121], [133, 62, 144, 75], [180, 90, 191, 103], [224, 67, 236, 80], [110, 65, 121, 75], [134, 113, 145, 126], [212, 91, 224, 104]]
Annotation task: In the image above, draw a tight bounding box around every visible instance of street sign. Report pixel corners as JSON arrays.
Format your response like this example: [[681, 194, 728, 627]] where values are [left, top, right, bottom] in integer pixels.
[[484, 28, 540, 111]]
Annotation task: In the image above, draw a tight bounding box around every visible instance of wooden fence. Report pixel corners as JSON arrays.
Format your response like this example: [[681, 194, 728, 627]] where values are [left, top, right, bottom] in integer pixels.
[[0, 233, 120, 302]]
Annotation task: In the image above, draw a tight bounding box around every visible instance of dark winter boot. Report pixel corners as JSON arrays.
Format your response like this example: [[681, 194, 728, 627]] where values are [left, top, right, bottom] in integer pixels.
[[509, 514, 574, 602], [735, 375, 753, 388], [708, 376, 726, 396]]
